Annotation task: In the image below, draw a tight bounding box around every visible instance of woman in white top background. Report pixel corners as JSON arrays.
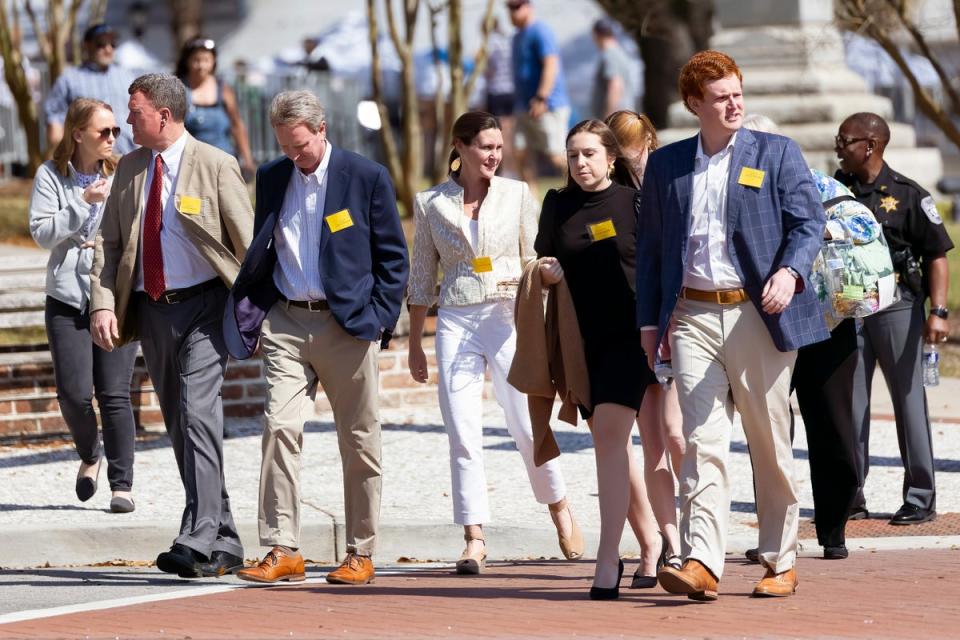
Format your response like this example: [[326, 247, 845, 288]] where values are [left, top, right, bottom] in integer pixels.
[[28, 98, 139, 513], [407, 111, 582, 574]]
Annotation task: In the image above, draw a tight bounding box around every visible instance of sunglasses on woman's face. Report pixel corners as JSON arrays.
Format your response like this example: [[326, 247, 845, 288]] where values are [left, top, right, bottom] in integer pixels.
[[92, 127, 122, 140]]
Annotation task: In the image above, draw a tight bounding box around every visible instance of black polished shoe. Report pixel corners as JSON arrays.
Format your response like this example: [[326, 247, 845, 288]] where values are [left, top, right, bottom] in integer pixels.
[[156, 543, 204, 578], [847, 505, 869, 521], [889, 504, 936, 525], [744, 547, 760, 563], [200, 550, 245, 577], [589, 559, 624, 601], [823, 545, 849, 560]]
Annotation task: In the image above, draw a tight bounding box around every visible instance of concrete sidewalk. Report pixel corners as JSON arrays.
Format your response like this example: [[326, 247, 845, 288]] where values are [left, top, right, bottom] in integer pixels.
[[1, 372, 959, 570]]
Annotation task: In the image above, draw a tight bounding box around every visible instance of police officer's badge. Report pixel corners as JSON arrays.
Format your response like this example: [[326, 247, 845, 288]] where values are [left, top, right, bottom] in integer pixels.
[[921, 196, 943, 224], [879, 195, 899, 213]]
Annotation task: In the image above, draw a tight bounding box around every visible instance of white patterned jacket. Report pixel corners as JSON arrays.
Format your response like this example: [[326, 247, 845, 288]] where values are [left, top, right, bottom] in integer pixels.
[[408, 176, 538, 307]]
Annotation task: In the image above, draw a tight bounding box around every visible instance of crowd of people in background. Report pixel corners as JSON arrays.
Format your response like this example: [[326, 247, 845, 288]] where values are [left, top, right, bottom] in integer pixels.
[[23, 0, 952, 606]]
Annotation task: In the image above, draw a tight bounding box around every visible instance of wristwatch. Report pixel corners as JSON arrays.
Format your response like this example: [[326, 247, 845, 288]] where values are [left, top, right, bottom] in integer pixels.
[[783, 266, 801, 279], [531, 95, 546, 103], [930, 306, 949, 319]]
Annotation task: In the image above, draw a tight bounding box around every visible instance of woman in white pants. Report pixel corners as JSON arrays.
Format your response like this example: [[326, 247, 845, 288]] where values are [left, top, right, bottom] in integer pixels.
[[408, 111, 582, 574]]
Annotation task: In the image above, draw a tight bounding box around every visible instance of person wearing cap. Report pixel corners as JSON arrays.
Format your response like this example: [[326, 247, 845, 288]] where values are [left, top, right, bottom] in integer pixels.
[[590, 18, 635, 119], [506, 0, 571, 195], [45, 24, 138, 155]]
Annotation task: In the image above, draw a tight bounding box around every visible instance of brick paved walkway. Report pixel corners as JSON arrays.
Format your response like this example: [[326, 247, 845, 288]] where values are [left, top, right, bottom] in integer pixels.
[[2, 549, 958, 639]]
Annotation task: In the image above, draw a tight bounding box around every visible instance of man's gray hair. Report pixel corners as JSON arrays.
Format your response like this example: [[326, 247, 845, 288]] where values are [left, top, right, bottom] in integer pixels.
[[129, 73, 188, 122], [270, 90, 326, 132]]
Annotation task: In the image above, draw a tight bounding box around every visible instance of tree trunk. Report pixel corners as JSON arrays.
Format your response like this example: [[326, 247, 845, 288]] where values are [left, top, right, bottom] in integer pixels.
[[594, 0, 714, 128], [171, 0, 203, 48], [0, 0, 42, 174]]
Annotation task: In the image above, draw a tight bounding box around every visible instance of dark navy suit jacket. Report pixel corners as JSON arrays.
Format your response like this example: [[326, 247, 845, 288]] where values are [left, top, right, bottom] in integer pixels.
[[224, 146, 409, 359], [636, 128, 829, 352]]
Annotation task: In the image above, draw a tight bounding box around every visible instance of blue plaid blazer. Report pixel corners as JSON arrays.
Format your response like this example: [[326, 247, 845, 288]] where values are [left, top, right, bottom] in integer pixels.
[[636, 128, 829, 352]]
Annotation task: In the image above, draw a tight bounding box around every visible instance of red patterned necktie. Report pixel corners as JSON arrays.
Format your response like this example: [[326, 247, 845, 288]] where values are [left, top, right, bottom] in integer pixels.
[[142, 153, 166, 300]]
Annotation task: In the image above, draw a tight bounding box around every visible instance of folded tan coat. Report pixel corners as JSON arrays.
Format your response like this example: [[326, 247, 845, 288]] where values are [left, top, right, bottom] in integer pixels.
[[508, 260, 591, 467]]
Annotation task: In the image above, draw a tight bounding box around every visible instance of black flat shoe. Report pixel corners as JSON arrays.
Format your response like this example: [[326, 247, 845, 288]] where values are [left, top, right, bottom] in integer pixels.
[[590, 559, 624, 600], [745, 547, 760, 563], [847, 505, 869, 520], [156, 543, 204, 578], [75, 458, 102, 502], [110, 496, 135, 513], [200, 550, 245, 577], [823, 545, 848, 560], [889, 504, 936, 526]]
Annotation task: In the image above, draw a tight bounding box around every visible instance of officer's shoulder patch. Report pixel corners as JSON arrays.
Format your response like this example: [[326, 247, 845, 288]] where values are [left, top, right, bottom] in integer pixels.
[[921, 196, 943, 225]]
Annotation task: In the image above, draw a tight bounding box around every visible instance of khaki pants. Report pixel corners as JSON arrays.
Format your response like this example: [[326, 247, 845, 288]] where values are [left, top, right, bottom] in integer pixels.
[[258, 302, 381, 556], [671, 298, 798, 579]]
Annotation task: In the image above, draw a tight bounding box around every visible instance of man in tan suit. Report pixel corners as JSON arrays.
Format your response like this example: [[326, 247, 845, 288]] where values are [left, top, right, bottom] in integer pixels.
[[90, 73, 253, 578]]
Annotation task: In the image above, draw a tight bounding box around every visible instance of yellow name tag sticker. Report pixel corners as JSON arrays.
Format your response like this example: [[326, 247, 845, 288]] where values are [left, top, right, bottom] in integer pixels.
[[738, 167, 766, 189], [325, 209, 354, 233], [587, 219, 617, 242], [472, 256, 493, 273], [176, 195, 202, 215]]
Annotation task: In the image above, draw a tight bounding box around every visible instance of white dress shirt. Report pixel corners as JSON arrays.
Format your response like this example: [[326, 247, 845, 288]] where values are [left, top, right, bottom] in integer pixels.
[[273, 140, 333, 301], [683, 131, 744, 291], [135, 131, 218, 291]]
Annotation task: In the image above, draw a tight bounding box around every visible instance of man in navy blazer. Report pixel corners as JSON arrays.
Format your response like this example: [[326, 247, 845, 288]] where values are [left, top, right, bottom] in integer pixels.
[[226, 90, 408, 586], [636, 51, 827, 600]]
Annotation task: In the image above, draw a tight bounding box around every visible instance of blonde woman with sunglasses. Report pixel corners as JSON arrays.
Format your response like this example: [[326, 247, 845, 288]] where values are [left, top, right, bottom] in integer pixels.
[[29, 98, 139, 513]]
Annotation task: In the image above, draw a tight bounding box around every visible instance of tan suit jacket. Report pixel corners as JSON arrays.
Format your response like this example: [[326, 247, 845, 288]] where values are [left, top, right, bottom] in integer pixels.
[[90, 133, 254, 344], [508, 260, 591, 466]]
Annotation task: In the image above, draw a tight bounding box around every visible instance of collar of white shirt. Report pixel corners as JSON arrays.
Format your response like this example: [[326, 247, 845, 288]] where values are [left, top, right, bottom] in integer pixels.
[[695, 129, 739, 165], [152, 130, 188, 174], [293, 139, 333, 184]]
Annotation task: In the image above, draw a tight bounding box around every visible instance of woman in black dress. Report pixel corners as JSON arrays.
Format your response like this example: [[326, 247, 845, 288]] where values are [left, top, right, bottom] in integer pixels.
[[535, 119, 656, 599]]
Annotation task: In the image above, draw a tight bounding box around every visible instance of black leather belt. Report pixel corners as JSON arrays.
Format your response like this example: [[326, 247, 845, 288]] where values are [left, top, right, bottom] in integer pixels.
[[280, 295, 330, 311], [148, 278, 222, 304]]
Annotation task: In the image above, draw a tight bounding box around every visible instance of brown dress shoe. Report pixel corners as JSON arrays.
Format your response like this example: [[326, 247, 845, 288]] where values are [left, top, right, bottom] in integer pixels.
[[752, 567, 798, 597], [657, 558, 719, 601], [236, 547, 305, 583], [326, 553, 375, 585]]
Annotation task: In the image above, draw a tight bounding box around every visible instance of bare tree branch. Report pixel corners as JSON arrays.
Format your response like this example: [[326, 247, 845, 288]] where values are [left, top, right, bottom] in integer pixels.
[[463, 0, 495, 102], [0, 0, 43, 173], [23, 0, 49, 65], [366, 0, 403, 187], [886, 0, 960, 113]]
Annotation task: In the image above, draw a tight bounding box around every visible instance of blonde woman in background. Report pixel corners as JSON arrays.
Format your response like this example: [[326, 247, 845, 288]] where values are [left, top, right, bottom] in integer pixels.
[[407, 111, 582, 574], [28, 98, 138, 513], [606, 110, 684, 585]]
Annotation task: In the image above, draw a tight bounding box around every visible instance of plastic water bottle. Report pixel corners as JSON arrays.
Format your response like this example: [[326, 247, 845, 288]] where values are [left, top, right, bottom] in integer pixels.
[[655, 361, 673, 389], [923, 343, 940, 387]]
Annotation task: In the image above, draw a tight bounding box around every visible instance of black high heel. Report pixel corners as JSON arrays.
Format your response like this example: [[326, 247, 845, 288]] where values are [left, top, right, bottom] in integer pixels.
[[631, 532, 666, 589], [589, 559, 624, 600]]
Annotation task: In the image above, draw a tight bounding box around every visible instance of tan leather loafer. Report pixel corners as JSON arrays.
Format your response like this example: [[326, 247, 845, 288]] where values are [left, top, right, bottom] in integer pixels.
[[236, 547, 305, 583], [657, 558, 719, 601], [752, 567, 798, 597], [326, 553, 375, 585]]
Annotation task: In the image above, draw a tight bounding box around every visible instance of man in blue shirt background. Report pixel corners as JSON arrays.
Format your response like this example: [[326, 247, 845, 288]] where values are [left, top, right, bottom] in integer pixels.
[[507, 0, 570, 194]]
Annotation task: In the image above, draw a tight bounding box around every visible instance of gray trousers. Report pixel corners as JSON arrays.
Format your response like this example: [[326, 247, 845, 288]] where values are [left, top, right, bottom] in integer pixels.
[[137, 283, 243, 558], [854, 288, 936, 512], [45, 296, 138, 491]]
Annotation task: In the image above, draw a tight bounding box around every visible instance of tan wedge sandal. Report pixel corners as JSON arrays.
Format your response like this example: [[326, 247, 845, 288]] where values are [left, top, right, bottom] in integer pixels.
[[550, 502, 585, 560], [455, 533, 487, 575]]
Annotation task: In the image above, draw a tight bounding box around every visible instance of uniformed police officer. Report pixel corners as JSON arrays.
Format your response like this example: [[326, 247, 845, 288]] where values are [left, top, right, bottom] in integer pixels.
[[834, 112, 953, 525]]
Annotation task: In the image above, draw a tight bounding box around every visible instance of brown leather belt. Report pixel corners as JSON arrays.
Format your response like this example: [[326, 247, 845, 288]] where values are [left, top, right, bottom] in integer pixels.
[[281, 296, 330, 311], [147, 278, 222, 304], [680, 287, 749, 305]]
